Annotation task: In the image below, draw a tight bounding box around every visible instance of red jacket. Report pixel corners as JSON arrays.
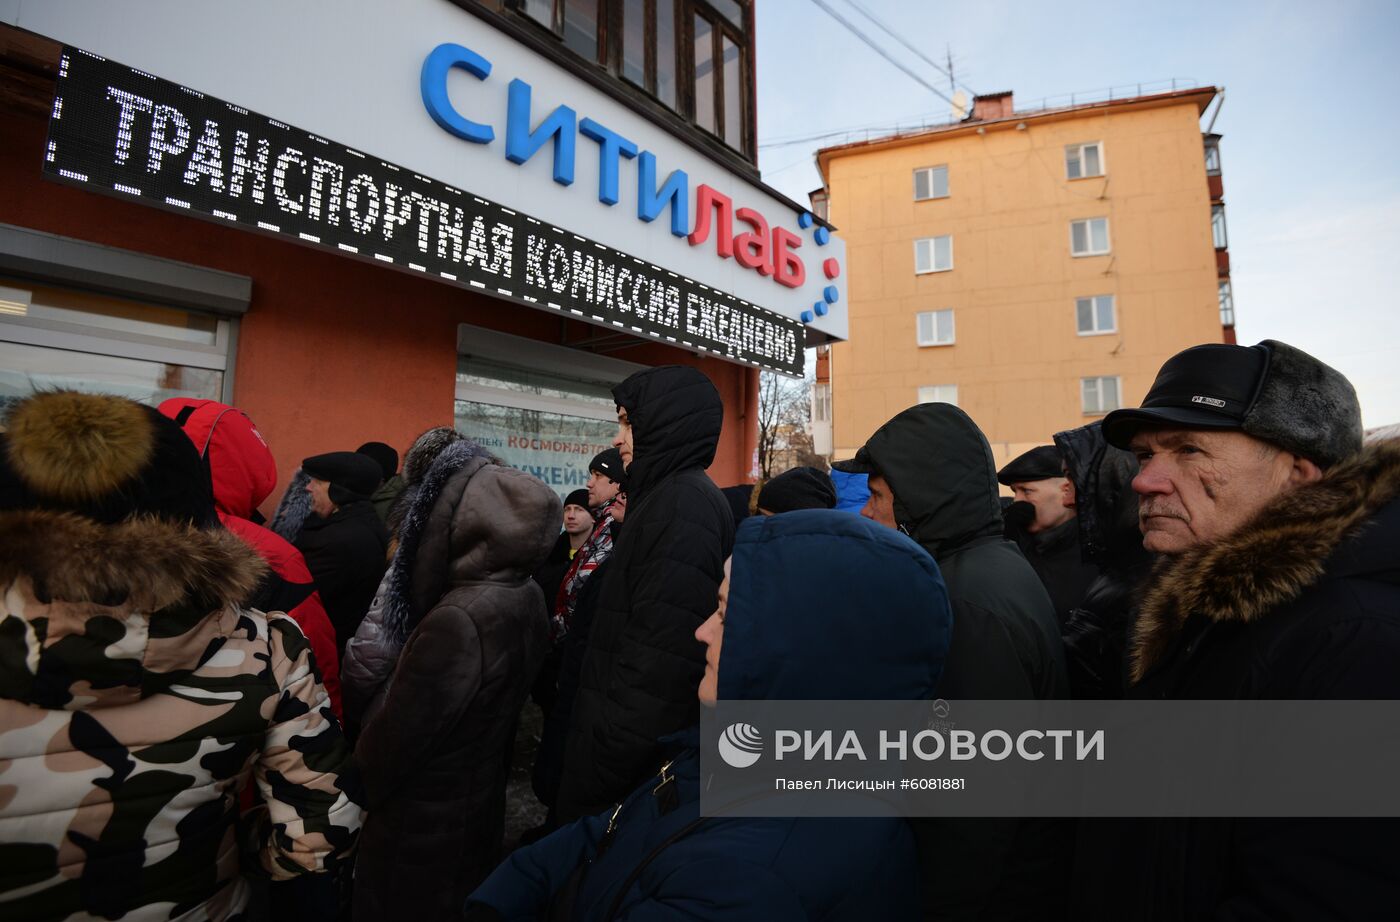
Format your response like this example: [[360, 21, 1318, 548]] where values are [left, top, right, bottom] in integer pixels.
[[159, 398, 343, 718]]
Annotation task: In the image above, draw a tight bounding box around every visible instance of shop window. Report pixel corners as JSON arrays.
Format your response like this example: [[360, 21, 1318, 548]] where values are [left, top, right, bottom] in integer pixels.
[[1066, 141, 1104, 179], [1070, 218, 1111, 257], [916, 309, 955, 346], [915, 236, 953, 274], [1076, 295, 1116, 335], [453, 331, 643, 498], [1219, 280, 1235, 326], [914, 166, 949, 201], [0, 277, 232, 416], [918, 384, 959, 407], [1212, 204, 1229, 249], [1081, 375, 1121, 415]]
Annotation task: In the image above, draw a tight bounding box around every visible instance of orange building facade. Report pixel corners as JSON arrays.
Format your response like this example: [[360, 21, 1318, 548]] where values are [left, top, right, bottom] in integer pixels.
[[814, 87, 1232, 467]]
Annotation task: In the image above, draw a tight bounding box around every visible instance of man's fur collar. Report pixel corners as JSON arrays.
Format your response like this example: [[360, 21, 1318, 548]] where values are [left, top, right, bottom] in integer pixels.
[[0, 509, 266, 612], [1131, 440, 1400, 683]]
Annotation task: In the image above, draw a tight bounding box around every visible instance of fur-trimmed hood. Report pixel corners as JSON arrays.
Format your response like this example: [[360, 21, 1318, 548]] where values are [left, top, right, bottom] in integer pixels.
[[0, 509, 266, 612], [1131, 440, 1400, 682]]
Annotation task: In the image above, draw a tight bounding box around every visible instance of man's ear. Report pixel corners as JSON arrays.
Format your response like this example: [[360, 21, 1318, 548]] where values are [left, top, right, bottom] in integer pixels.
[[1288, 454, 1325, 488]]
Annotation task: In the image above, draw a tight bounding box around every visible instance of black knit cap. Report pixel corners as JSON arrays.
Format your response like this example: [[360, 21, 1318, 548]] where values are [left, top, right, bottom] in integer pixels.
[[0, 391, 218, 527], [563, 488, 592, 511], [589, 448, 627, 486], [357, 441, 400, 481], [303, 451, 383, 503], [756, 466, 837, 514], [996, 445, 1064, 486]]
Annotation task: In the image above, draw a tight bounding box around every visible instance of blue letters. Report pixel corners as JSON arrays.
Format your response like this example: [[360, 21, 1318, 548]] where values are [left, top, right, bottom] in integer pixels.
[[505, 79, 577, 186], [420, 43, 495, 144], [637, 151, 689, 237], [579, 118, 638, 206]]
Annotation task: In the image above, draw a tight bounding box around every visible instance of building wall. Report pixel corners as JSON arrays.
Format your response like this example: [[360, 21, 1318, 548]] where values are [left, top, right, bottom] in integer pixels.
[[0, 100, 759, 512], [825, 98, 1222, 467]]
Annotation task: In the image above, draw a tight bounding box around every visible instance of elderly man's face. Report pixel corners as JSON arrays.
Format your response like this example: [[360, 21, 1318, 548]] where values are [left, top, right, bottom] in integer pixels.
[[305, 477, 336, 518], [1129, 428, 1322, 554], [1009, 478, 1075, 534]]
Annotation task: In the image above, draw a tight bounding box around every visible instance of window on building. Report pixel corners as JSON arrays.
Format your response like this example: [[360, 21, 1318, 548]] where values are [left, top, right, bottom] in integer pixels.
[[918, 384, 959, 407], [1066, 142, 1104, 179], [1070, 218, 1111, 257], [916, 309, 955, 346], [505, 1, 752, 156], [1204, 136, 1222, 176], [1076, 295, 1116, 335], [915, 236, 953, 273], [0, 278, 233, 416], [914, 165, 949, 201], [1081, 376, 1121, 415], [1219, 280, 1235, 326], [1212, 204, 1228, 249], [813, 382, 831, 423], [691, 4, 749, 152]]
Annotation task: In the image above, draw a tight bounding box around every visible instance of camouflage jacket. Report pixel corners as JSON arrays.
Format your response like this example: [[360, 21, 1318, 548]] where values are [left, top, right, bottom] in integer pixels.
[[0, 510, 364, 921]]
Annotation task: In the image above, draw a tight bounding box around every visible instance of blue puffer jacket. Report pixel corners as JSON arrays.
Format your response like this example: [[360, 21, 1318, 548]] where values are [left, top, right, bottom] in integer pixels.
[[470, 510, 953, 921]]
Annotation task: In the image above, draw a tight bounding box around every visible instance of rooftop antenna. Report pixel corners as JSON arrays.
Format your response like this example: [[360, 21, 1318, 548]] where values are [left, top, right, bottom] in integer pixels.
[[947, 45, 970, 120]]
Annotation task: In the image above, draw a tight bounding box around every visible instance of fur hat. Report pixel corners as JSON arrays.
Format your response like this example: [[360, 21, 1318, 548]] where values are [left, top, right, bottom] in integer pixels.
[[0, 391, 218, 527], [1105, 340, 1362, 468]]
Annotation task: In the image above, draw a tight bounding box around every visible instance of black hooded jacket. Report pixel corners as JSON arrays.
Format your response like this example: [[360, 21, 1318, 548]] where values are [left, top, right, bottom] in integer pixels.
[[852, 404, 1067, 700], [1053, 421, 1152, 699], [844, 403, 1070, 922], [555, 366, 734, 822]]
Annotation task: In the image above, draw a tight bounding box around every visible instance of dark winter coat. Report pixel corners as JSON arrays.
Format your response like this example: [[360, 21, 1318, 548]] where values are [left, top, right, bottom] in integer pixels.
[[295, 499, 388, 653], [556, 366, 734, 822], [353, 455, 561, 920], [533, 549, 617, 816], [1053, 421, 1151, 700], [845, 402, 1070, 922], [1005, 515, 1098, 625], [470, 510, 951, 922], [1074, 440, 1400, 921]]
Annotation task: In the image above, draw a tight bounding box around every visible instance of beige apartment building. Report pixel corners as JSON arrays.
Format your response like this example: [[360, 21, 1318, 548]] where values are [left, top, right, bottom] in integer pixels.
[[813, 87, 1233, 467]]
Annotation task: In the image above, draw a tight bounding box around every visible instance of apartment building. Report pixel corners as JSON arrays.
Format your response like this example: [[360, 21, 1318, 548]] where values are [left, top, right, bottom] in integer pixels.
[[812, 86, 1232, 466]]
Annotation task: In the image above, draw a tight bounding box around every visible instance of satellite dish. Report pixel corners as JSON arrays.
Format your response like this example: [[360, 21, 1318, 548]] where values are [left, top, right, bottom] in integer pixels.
[[951, 89, 970, 120]]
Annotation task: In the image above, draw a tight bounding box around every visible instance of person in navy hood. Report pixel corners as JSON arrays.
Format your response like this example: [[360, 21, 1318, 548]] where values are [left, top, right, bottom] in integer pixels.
[[466, 510, 953, 921]]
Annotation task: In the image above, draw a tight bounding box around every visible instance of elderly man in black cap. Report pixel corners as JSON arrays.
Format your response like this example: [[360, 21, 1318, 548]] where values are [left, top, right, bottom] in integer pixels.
[[296, 451, 390, 653], [1074, 339, 1400, 921], [998, 445, 1097, 623]]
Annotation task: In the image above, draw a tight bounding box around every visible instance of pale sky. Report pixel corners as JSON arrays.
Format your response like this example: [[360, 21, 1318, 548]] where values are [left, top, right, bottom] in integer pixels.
[[755, 0, 1400, 427]]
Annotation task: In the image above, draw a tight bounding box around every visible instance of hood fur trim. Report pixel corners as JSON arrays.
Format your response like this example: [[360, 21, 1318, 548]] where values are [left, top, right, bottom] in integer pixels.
[[6, 391, 154, 502], [0, 509, 267, 611], [1130, 440, 1400, 682]]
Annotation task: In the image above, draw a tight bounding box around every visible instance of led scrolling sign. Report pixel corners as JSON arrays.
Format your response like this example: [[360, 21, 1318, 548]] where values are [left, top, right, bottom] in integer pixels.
[[42, 47, 807, 375]]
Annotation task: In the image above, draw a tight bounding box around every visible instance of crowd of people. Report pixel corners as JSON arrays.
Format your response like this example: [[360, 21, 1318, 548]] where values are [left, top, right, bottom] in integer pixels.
[[0, 340, 1397, 921]]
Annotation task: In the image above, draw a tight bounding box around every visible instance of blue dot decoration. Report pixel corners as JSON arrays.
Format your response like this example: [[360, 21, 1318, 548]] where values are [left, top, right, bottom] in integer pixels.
[[800, 310, 815, 323], [814, 301, 829, 317], [814, 226, 831, 246], [823, 285, 839, 304], [798, 212, 814, 229]]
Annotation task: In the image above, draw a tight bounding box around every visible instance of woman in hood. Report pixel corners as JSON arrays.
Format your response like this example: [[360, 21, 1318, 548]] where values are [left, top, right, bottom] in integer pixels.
[[466, 509, 952, 922], [350, 440, 562, 920]]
